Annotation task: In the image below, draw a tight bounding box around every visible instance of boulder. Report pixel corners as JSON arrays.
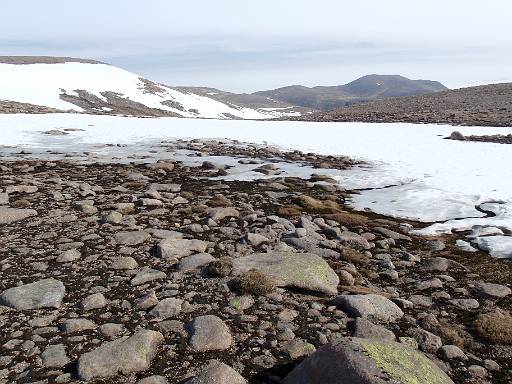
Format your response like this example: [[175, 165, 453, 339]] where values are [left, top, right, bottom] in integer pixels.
[[0, 278, 65, 310], [232, 251, 339, 295], [283, 337, 454, 384], [77, 329, 164, 380]]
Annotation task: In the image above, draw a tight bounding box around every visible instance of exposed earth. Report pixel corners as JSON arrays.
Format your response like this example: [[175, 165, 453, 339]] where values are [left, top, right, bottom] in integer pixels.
[[0, 140, 511, 384]]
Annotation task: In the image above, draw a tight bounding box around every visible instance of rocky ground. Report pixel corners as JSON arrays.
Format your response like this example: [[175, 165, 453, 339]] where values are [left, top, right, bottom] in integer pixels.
[[0, 141, 511, 384], [294, 83, 512, 127], [0, 100, 63, 114], [447, 131, 512, 144]]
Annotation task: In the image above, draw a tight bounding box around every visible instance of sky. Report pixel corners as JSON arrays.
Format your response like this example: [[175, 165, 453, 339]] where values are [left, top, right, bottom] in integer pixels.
[[1, 0, 511, 92]]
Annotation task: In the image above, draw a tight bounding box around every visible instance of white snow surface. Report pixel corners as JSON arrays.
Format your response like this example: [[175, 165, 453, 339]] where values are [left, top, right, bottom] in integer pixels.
[[0, 62, 292, 119], [1, 113, 512, 256]]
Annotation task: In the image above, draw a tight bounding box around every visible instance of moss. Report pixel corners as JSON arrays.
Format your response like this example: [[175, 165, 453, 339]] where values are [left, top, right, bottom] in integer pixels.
[[326, 212, 368, 227], [473, 309, 512, 344], [232, 269, 276, 296], [340, 248, 370, 265], [204, 257, 233, 278], [273, 255, 337, 287], [230, 298, 243, 312], [278, 205, 303, 217], [354, 338, 453, 384], [296, 195, 341, 214]]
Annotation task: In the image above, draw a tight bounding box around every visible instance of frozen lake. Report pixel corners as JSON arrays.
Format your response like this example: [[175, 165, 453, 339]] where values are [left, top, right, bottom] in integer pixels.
[[1, 113, 511, 257]]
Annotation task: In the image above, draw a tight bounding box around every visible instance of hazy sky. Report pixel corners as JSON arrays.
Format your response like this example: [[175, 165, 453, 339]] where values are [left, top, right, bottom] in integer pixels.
[[1, 1, 511, 92]]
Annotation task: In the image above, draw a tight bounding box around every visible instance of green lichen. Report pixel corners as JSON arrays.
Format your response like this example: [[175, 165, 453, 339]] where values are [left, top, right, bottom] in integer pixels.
[[230, 298, 243, 312], [353, 338, 453, 384]]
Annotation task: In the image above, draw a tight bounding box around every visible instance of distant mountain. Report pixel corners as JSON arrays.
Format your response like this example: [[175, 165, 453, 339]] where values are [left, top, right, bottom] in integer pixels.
[[294, 83, 512, 127], [253, 75, 448, 111], [0, 56, 299, 119]]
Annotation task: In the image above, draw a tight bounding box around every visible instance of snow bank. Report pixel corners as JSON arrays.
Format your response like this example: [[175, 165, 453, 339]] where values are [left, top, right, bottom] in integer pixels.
[[0, 62, 288, 119]]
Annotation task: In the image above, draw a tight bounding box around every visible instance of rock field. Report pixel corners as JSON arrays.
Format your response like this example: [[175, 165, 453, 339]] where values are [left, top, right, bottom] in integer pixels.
[[0, 140, 511, 384]]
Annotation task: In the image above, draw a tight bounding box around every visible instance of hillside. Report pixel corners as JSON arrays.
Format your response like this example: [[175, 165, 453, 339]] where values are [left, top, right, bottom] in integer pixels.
[[0, 56, 296, 119], [294, 83, 512, 126], [254, 75, 448, 111]]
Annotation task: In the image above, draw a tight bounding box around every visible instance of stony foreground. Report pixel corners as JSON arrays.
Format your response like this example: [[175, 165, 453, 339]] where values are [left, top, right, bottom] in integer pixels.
[[0, 143, 511, 384]]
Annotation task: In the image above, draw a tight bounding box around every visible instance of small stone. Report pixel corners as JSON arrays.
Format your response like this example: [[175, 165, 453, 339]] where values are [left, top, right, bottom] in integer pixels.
[[131, 267, 166, 286], [41, 344, 69, 368], [185, 360, 246, 384], [115, 231, 150, 246], [281, 339, 316, 359], [149, 298, 183, 320], [351, 318, 395, 341], [138, 376, 169, 384], [99, 323, 125, 338], [472, 281, 511, 299], [111, 256, 139, 270], [81, 293, 107, 311], [56, 249, 81, 263], [77, 329, 164, 380], [187, 315, 232, 352], [59, 318, 97, 334], [335, 294, 404, 323], [439, 345, 467, 360]]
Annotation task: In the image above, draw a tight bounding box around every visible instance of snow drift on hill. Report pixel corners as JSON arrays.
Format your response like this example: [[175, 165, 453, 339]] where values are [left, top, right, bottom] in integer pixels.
[[0, 62, 295, 119]]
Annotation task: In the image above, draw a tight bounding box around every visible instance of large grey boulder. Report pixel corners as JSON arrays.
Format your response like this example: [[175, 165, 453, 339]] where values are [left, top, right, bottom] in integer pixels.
[[232, 251, 339, 295], [0, 207, 38, 224], [0, 278, 65, 310], [283, 337, 454, 384], [186, 360, 246, 384], [77, 329, 164, 380], [335, 294, 403, 323], [187, 315, 232, 352], [156, 238, 208, 259]]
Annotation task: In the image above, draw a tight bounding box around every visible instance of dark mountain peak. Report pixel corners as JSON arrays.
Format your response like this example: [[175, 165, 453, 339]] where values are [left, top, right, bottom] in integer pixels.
[[252, 74, 448, 111]]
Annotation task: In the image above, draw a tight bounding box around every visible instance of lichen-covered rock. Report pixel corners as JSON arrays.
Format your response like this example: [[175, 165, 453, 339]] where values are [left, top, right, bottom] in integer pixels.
[[77, 329, 164, 380], [232, 251, 339, 295], [283, 337, 454, 384], [0, 278, 65, 310]]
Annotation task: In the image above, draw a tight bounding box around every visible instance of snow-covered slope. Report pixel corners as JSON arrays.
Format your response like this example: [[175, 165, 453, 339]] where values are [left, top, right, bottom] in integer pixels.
[[0, 60, 296, 119]]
